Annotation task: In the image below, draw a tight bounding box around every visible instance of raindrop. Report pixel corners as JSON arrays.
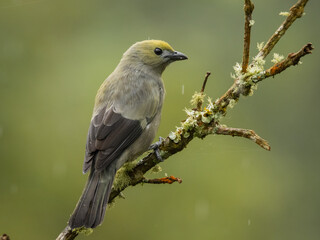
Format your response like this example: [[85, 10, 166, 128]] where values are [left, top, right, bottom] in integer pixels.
[[195, 199, 210, 221], [10, 184, 18, 194], [52, 162, 67, 177]]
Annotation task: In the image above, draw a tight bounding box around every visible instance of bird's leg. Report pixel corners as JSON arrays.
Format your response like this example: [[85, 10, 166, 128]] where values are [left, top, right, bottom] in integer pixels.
[[148, 137, 164, 162]]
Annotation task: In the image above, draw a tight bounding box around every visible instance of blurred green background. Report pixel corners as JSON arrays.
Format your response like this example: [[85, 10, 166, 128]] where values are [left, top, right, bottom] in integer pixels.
[[1, 0, 319, 239]]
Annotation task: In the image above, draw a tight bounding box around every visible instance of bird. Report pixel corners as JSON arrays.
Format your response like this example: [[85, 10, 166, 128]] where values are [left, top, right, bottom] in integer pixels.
[[68, 40, 188, 229]]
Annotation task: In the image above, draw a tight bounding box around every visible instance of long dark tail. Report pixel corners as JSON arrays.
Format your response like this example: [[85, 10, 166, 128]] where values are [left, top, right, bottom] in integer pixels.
[[68, 164, 116, 229]]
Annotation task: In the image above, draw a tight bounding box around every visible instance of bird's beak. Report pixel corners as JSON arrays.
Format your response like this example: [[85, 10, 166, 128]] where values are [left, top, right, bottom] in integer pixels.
[[165, 51, 188, 61]]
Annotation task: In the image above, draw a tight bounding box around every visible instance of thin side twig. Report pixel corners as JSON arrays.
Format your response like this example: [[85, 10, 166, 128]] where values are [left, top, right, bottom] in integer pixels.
[[201, 71, 211, 93], [142, 176, 182, 184], [197, 71, 211, 110], [214, 125, 271, 151], [256, 0, 309, 59], [252, 43, 314, 83], [242, 0, 254, 73]]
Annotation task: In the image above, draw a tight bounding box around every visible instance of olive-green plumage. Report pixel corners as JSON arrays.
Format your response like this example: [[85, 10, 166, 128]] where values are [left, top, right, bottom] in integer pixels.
[[68, 40, 187, 229]]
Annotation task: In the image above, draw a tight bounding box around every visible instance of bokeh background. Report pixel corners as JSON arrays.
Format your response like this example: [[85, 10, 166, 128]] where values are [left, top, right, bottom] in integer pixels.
[[1, 0, 319, 239]]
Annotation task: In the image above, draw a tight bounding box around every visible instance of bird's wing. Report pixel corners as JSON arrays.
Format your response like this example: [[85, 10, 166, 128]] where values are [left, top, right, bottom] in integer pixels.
[[83, 72, 163, 173], [83, 105, 147, 173]]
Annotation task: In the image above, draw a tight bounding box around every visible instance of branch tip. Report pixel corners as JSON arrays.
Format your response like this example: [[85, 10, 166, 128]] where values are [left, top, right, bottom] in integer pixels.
[[201, 71, 211, 93], [197, 71, 211, 110], [257, 0, 309, 59], [252, 42, 314, 83], [143, 176, 182, 184], [215, 125, 271, 151]]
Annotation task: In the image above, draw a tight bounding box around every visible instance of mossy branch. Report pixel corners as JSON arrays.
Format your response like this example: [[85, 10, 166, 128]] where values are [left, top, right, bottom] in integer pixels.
[[57, 0, 313, 239], [57, 227, 78, 240], [252, 43, 314, 83]]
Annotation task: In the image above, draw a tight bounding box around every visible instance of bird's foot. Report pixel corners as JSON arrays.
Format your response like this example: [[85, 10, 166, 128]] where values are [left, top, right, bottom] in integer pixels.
[[148, 137, 164, 162]]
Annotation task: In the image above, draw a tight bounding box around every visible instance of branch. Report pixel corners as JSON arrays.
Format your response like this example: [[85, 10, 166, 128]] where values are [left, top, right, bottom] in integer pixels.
[[142, 176, 182, 184], [214, 125, 271, 151], [215, 1, 309, 110], [197, 71, 211, 110], [57, 227, 78, 240], [57, 0, 313, 239], [201, 71, 211, 93], [108, 136, 192, 203], [242, 0, 254, 73], [256, 0, 309, 59], [252, 43, 314, 83]]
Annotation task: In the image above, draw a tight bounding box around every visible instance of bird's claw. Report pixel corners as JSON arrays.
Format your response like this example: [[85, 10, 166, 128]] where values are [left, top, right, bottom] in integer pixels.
[[148, 137, 164, 162]]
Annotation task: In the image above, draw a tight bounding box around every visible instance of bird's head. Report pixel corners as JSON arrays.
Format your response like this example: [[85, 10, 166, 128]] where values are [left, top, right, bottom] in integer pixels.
[[121, 40, 188, 74]]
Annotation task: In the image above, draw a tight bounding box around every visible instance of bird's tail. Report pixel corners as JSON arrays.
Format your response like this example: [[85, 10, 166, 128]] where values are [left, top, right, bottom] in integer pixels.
[[68, 164, 116, 229]]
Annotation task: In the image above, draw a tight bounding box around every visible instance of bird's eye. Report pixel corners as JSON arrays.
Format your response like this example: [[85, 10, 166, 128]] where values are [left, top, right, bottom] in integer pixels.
[[154, 48, 163, 55]]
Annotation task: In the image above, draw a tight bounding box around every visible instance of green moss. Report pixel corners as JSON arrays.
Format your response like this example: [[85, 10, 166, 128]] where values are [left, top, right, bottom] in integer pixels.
[[72, 227, 93, 236], [190, 91, 205, 107], [113, 161, 137, 191], [151, 165, 162, 173]]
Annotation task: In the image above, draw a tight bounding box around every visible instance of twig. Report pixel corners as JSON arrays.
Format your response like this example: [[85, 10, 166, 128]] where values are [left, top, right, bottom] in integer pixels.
[[215, 41, 313, 111], [214, 125, 271, 151], [197, 72, 211, 110], [214, 41, 313, 108], [252, 43, 314, 83], [201, 72, 211, 93], [142, 176, 182, 184], [242, 0, 254, 73], [215, 1, 309, 109], [256, 0, 309, 59]]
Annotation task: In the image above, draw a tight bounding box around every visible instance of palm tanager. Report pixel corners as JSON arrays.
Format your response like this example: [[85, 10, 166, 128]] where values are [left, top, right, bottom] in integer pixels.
[[68, 40, 188, 229]]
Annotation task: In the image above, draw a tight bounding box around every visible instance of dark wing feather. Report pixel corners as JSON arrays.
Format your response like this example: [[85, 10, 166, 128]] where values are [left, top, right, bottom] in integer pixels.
[[83, 106, 143, 173]]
